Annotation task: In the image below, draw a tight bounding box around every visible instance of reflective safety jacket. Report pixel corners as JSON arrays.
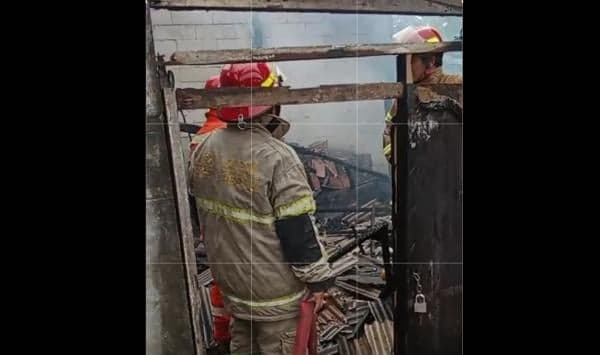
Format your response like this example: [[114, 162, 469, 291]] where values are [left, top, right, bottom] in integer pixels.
[[188, 117, 331, 322]]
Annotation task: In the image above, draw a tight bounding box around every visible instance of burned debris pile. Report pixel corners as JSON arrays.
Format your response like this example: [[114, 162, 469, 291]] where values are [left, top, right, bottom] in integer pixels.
[[294, 140, 391, 232], [302, 141, 394, 355], [315, 219, 394, 355]]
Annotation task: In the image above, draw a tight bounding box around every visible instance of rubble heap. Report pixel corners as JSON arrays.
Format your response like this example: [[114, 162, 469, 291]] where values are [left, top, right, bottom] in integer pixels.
[[316, 219, 394, 355]]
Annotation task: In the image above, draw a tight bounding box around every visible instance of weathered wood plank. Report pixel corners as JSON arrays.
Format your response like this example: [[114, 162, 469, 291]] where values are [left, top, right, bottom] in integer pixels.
[[176, 82, 404, 109], [391, 54, 411, 355], [169, 41, 461, 65], [163, 88, 205, 353], [146, 3, 198, 354], [150, 0, 462, 16]]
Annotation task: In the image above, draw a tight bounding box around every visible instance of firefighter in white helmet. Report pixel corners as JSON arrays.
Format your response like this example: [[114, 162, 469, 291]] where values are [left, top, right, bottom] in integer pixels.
[[383, 25, 462, 161]]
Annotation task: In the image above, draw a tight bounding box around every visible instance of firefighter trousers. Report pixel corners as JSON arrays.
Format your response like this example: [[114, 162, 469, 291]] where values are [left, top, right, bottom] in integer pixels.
[[229, 316, 298, 355]]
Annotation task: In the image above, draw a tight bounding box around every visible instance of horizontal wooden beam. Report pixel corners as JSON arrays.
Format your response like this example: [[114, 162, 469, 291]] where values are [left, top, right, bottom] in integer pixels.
[[176, 83, 404, 109], [150, 0, 462, 16], [168, 41, 461, 66]]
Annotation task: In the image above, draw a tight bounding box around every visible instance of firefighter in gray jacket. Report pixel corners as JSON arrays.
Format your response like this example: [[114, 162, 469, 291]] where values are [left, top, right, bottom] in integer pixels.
[[189, 62, 333, 355]]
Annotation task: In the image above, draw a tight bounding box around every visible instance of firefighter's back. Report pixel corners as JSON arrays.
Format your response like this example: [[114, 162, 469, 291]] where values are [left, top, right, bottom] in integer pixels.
[[189, 126, 307, 321]]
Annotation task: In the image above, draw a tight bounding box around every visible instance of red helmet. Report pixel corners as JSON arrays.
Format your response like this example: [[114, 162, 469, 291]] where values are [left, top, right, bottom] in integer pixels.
[[196, 75, 226, 135], [392, 25, 443, 44], [204, 75, 221, 89], [204, 75, 220, 118], [217, 62, 279, 122]]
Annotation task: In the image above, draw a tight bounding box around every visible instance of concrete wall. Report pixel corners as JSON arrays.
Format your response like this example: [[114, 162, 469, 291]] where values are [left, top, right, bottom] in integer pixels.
[[150, 10, 462, 172]]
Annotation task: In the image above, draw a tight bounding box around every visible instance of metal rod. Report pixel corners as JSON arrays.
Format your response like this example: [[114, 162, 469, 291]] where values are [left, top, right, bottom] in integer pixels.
[[316, 207, 390, 213], [327, 221, 388, 263]]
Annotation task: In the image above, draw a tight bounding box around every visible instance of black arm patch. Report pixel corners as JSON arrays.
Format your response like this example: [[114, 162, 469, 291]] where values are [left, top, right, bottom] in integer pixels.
[[307, 279, 335, 293], [275, 214, 323, 266]]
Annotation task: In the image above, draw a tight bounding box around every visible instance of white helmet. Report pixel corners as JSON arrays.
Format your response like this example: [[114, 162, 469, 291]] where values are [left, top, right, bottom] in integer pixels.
[[392, 25, 443, 44]]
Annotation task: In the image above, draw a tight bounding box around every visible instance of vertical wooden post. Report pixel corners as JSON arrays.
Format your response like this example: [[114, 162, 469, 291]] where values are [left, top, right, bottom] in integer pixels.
[[404, 82, 463, 355], [163, 87, 206, 353], [391, 53, 411, 355], [146, 2, 197, 354]]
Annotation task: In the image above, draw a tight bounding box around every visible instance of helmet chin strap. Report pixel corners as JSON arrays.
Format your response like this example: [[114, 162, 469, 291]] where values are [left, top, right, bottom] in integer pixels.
[[227, 109, 289, 140], [262, 113, 290, 140]]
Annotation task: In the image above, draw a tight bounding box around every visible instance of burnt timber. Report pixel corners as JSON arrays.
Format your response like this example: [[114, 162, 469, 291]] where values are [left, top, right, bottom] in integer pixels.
[[150, 0, 462, 16], [175, 83, 404, 109], [168, 41, 461, 66]]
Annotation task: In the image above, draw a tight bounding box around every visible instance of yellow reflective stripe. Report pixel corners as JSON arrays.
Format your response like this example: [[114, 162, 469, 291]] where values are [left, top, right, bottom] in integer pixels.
[[383, 144, 392, 158], [226, 289, 305, 307], [385, 110, 394, 122], [196, 198, 275, 225], [261, 72, 278, 87], [275, 195, 316, 219], [426, 37, 440, 43]]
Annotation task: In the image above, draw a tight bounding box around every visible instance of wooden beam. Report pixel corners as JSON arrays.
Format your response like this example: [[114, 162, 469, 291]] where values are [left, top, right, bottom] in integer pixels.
[[162, 88, 206, 354], [175, 82, 404, 109], [146, 3, 200, 354], [169, 41, 461, 65], [150, 0, 462, 16]]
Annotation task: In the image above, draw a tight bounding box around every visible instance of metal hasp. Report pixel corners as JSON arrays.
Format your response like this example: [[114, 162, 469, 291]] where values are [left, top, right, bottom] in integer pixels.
[[146, 2, 197, 354]]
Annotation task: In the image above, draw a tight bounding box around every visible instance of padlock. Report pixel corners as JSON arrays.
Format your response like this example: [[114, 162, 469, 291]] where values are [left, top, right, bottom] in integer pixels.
[[414, 293, 427, 313]]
